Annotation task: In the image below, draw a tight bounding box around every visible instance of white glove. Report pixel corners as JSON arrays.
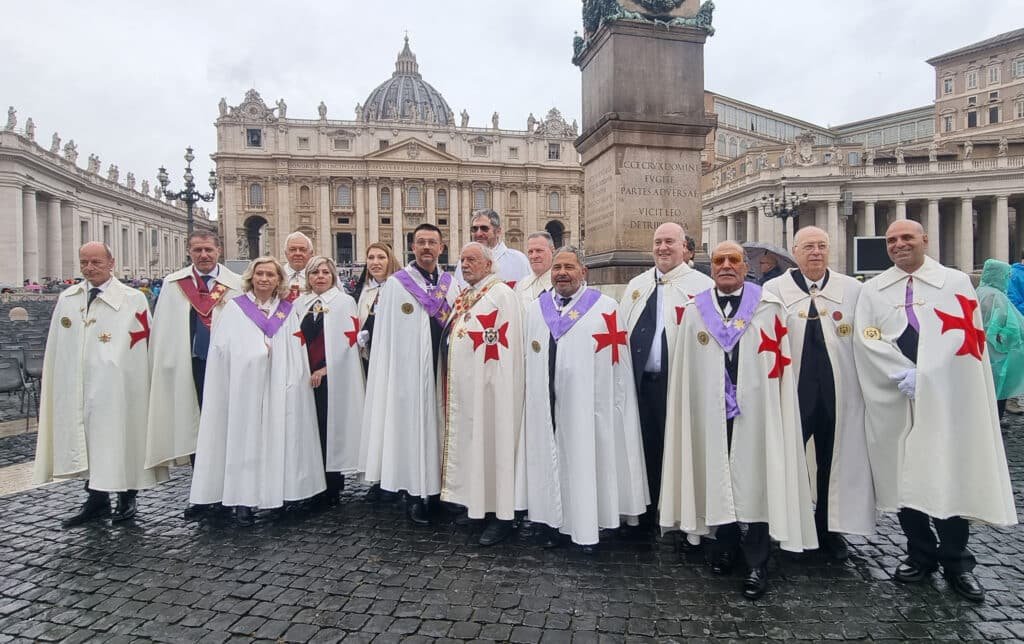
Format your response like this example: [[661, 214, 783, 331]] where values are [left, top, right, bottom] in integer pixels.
[[356, 330, 370, 349], [888, 369, 917, 399]]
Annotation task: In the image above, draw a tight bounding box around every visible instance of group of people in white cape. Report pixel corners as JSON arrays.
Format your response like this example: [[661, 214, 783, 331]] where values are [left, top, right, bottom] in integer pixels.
[[35, 216, 1015, 604]]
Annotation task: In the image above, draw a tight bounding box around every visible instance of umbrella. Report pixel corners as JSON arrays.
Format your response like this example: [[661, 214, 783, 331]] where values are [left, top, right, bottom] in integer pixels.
[[742, 242, 797, 282]]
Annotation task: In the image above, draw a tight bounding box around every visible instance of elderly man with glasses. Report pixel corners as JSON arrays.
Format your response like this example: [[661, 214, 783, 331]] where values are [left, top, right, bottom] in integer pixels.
[[661, 241, 816, 600], [454, 209, 530, 288]]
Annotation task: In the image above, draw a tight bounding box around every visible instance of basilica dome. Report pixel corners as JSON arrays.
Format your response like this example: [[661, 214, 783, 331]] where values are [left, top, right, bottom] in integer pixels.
[[360, 37, 453, 127]]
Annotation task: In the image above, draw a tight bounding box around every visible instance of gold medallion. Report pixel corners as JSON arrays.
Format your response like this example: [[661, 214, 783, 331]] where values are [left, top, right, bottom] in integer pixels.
[[274, 311, 286, 319], [456, 329, 466, 339], [837, 323, 852, 337], [401, 303, 414, 315], [568, 310, 580, 320], [733, 319, 746, 330], [631, 290, 640, 301], [697, 331, 710, 345], [98, 332, 112, 343], [209, 291, 221, 300], [863, 326, 882, 341], [531, 340, 541, 353], [60, 317, 71, 328]]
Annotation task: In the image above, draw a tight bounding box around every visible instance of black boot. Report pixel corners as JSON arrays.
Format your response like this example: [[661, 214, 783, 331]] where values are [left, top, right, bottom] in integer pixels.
[[235, 506, 255, 527], [112, 491, 138, 522], [479, 519, 514, 546], [408, 498, 432, 525], [62, 488, 110, 528]]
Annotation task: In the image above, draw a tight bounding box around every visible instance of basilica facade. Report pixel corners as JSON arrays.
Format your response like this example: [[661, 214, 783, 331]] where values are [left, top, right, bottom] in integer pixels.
[[214, 38, 584, 267]]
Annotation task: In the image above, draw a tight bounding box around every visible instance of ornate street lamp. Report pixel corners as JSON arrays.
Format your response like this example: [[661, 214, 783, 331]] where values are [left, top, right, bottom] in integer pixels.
[[158, 146, 217, 253], [760, 178, 808, 248]]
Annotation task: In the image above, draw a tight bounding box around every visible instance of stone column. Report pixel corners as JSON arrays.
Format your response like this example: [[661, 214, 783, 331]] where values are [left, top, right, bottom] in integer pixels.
[[826, 201, 840, 269], [492, 183, 502, 216], [568, 187, 582, 248], [23, 189, 39, 283], [354, 179, 367, 260], [958, 196, 973, 272], [0, 183, 24, 284], [746, 207, 757, 243], [392, 180, 404, 253], [426, 180, 437, 225], [895, 199, 907, 220], [863, 201, 876, 237], [318, 178, 331, 257], [449, 182, 461, 252], [725, 212, 736, 241], [220, 176, 238, 259], [61, 201, 77, 279], [278, 178, 293, 244], [926, 199, 941, 260], [46, 197, 62, 280], [367, 180, 379, 245], [526, 184, 538, 234], [995, 195, 1010, 262], [462, 183, 472, 240]]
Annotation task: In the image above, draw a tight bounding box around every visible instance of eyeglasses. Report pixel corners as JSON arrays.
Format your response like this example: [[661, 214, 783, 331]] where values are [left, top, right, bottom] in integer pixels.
[[470, 225, 491, 233], [797, 243, 829, 252], [414, 239, 441, 248], [711, 253, 745, 266]]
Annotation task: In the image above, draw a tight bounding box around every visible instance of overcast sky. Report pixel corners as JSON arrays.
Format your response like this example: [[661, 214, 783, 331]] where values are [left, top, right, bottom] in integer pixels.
[[2, 1, 1016, 215]]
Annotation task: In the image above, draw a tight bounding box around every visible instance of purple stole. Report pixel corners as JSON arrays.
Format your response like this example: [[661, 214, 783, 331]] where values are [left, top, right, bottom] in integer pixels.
[[694, 283, 761, 420], [233, 295, 293, 338], [539, 288, 602, 340], [393, 268, 454, 323]]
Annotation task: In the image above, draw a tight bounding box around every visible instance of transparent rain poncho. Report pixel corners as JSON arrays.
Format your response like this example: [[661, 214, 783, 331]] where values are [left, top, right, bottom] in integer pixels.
[[978, 259, 1024, 400]]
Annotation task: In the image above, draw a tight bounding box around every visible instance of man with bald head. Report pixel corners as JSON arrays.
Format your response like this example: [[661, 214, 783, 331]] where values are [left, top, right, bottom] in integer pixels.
[[513, 231, 555, 306], [283, 231, 314, 301], [619, 222, 712, 531], [35, 242, 168, 527], [763, 226, 875, 559], [661, 241, 816, 599], [854, 220, 1016, 602]]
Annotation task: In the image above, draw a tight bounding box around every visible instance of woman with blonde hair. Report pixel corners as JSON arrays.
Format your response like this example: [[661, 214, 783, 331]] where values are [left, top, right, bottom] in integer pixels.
[[190, 256, 324, 526], [292, 255, 365, 508], [353, 242, 401, 360]]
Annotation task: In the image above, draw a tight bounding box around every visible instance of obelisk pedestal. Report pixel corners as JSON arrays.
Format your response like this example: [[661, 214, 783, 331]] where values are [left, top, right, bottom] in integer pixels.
[[574, 17, 715, 285]]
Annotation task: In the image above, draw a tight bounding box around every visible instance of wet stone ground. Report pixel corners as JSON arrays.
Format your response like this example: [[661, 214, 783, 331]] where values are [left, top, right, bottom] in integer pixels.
[[0, 418, 1022, 642]]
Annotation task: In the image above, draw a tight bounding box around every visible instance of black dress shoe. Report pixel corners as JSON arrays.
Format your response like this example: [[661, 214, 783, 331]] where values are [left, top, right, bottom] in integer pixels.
[[538, 526, 562, 548], [944, 571, 985, 602], [742, 565, 768, 600], [579, 543, 599, 556], [62, 494, 111, 528], [710, 550, 735, 575], [408, 499, 431, 525], [821, 532, 849, 561], [894, 559, 938, 583], [183, 504, 213, 520], [234, 506, 255, 527], [111, 493, 137, 522], [479, 519, 514, 546]]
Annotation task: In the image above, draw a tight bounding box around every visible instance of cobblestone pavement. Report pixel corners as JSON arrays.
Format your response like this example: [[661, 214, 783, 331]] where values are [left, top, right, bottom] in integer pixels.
[[0, 420, 1022, 642], [0, 432, 37, 468]]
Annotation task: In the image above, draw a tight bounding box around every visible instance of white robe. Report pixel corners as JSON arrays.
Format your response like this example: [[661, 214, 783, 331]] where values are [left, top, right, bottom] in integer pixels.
[[439, 277, 525, 520], [518, 290, 649, 545], [763, 269, 876, 535], [360, 265, 458, 497], [189, 294, 325, 508], [619, 263, 714, 362], [357, 280, 384, 327], [513, 270, 552, 308], [145, 264, 242, 468], [292, 287, 365, 473], [455, 242, 530, 287], [660, 288, 817, 552], [34, 279, 169, 491], [853, 256, 1017, 526]]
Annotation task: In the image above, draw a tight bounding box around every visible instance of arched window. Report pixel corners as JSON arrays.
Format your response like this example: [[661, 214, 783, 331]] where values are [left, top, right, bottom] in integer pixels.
[[509, 190, 520, 210], [548, 191, 561, 212], [437, 188, 448, 210], [728, 138, 738, 157], [474, 188, 487, 210], [717, 134, 726, 155], [739, 140, 748, 155], [336, 184, 352, 207], [248, 183, 264, 207], [407, 185, 422, 208], [299, 185, 311, 206], [380, 186, 392, 210]]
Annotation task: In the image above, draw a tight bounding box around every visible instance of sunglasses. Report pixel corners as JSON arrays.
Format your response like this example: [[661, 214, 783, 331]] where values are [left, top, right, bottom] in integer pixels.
[[470, 225, 491, 232], [711, 253, 745, 266]]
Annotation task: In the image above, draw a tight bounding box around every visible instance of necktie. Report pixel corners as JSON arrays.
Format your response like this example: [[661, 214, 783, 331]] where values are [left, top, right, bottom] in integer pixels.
[[87, 287, 101, 310], [905, 277, 920, 332], [559, 296, 572, 309], [718, 295, 739, 318], [198, 274, 212, 293]]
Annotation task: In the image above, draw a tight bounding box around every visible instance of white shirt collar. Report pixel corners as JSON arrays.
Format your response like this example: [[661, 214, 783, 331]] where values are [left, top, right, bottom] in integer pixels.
[[715, 287, 743, 298], [88, 277, 115, 293]]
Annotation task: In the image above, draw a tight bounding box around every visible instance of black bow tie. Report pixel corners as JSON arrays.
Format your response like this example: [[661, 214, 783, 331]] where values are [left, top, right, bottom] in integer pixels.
[[717, 294, 740, 309]]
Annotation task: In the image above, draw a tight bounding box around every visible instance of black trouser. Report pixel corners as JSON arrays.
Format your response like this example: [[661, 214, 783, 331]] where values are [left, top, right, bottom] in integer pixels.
[[84, 480, 135, 501], [711, 417, 771, 568], [998, 399, 1007, 420], [898, 508, 975, 574], [313, 376, 344, 495], [801, 395, 836, 536], [637, 371, 668, 518]]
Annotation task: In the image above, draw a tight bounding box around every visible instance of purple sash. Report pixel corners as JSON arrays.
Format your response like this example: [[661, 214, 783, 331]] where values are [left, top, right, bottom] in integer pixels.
[[539, 288, 602, 340], [233, 295, 293, 338], [393, 268, 454, 323], [694, 283, 761, 420]]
